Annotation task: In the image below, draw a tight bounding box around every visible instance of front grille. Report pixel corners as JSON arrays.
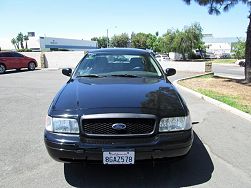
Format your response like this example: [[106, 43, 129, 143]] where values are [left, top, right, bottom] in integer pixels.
[[82, 137, 155, 145], [82, 118, 156, 136]]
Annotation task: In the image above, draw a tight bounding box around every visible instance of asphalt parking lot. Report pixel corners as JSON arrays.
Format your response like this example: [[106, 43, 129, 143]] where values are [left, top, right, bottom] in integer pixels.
[[1, 69, 251, 187], [212, 63, 245, 78]]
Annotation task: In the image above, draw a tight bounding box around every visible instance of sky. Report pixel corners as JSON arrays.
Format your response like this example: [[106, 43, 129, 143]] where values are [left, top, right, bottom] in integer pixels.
[[0, 0, 250, 42]]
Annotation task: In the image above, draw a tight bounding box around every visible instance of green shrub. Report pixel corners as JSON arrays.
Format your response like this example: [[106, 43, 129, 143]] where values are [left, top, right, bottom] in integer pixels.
[[17, 49, 32, 52]]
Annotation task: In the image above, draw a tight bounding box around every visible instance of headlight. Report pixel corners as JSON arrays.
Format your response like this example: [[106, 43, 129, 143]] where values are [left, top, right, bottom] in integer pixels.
[[45, 116, 79, 133], [159, 116, 191, 132]]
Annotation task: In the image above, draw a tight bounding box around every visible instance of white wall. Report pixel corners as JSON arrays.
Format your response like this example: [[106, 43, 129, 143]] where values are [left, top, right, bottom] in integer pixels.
[[40, 37, 97, 51], [44, 51, 86, 68], [159, 61, 209, 72], [20, 52, 41, 67], [20, 51, 210, 72]]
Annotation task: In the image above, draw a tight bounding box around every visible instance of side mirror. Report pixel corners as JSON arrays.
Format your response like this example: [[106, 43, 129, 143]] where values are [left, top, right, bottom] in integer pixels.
[[165, 68, 176, 76], [62, 68, 72, 77]]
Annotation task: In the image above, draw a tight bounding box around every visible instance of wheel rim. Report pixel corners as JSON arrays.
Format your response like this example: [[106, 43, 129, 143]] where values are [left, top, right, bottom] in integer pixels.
[[0, 65, 5, 73], [29, 63, 35, 70]]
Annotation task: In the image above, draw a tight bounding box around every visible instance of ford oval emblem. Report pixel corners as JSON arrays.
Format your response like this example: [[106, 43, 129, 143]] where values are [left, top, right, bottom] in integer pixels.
[[112, 123, 127, 130]]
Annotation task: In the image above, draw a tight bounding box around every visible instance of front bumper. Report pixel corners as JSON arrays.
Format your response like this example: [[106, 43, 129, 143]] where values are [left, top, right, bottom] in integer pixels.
[[44, 129, 193, 163]]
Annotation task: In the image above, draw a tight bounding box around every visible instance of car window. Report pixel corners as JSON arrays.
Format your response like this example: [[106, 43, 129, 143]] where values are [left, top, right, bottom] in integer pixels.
[[0, 52, 12, 57], [11, 52, 24, 57], [73, 53, 162, 78]]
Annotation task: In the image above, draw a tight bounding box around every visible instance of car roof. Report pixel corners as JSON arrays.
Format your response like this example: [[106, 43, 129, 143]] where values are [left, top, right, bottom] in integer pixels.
[[88, 48, 151, 55]]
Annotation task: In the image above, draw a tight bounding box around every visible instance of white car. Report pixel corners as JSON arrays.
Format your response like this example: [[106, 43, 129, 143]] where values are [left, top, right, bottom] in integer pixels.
[[155, 54, 169, 62]]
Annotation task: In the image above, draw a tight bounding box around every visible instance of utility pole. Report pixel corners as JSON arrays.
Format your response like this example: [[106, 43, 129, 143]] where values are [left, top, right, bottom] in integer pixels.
[[106, 29, 109, 48], [106, 26, 117, 48]]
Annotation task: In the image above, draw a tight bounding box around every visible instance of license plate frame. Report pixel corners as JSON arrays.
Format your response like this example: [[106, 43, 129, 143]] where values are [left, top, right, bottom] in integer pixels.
[[103, 150, 135, 165]]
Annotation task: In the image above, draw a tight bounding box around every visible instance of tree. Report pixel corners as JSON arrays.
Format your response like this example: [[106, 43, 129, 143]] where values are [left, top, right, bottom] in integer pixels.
[[158, 24, 204, 59], [172, 30, 190, 60], [131, 32, 136, 40], [16, 32, 24, 49], [131, 33, 148, 49], [11, 38, 17, 49], [232, 39, 245, 59], [152, 37, 163, 52], [185, 23, 204, 50], [91, 37, 98, 41], [131, 33, 156, 49], [160, 30, 176, 53], [146, 34, 157, 50], [24, 35, 29, 49], [183, 0, 251, 82], [110, 33, 129, 47], [91, 36, 109, 48]]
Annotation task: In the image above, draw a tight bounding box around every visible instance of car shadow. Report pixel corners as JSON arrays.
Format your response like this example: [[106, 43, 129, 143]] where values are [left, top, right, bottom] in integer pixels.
[[64, 133, 214, 188], [0, 69, 40, 75]]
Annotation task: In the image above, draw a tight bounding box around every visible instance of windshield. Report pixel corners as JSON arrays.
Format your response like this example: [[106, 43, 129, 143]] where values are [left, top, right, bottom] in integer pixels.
[[73, 53, 163, 78]]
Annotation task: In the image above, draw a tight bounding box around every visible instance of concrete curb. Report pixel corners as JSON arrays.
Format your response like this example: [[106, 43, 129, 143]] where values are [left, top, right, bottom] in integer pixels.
[[40, 67, 75, 70], [173, 73, 251, 122]]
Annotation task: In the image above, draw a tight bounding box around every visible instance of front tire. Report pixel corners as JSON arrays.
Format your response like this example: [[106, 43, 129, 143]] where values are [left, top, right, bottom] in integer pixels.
[[0, 64, 6, 74], [28, 62, 36, 71]]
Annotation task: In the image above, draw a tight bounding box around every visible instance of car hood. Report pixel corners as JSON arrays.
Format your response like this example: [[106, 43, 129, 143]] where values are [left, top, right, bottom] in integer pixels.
[[50, 77, 187, 117]]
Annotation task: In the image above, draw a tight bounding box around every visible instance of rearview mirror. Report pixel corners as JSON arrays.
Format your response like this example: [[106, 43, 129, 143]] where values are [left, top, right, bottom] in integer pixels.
[[165, 68, 176, 76], [62, 68, 72, 77]]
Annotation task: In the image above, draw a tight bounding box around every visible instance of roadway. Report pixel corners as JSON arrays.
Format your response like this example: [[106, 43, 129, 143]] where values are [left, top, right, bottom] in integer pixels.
[[212, 63, 245, 78], [0, 69, 250, 187]]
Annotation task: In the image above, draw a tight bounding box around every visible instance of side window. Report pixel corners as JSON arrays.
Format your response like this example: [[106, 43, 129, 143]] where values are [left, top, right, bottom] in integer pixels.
[[1, 52, 12, 57], [11, 52, 23, 57]]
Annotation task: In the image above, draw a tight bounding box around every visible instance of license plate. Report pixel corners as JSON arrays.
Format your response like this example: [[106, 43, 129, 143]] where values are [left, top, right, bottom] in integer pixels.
[[103, 150, 135, 165]]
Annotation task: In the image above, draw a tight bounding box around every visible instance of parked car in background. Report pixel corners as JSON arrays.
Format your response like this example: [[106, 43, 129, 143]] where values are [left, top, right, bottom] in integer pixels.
[[219, 53, 231, 59], [155, 54, 169, 62], [235, 59, 245, 67], [194, 49, 206, 59], [0, 51, 37, 74], [239, 60, 245, 67], [44, 48, 193, 165], [205, 52, 216, 59]]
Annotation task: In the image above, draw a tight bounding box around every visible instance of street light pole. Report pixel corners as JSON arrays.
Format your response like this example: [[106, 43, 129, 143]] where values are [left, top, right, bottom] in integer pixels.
[[106, 29, 109, 48], [106, 26, 117, 48]]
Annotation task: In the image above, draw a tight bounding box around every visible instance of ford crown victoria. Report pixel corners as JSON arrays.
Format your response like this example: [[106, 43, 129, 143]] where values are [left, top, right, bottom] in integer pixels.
[[44, 48, 193, 165]]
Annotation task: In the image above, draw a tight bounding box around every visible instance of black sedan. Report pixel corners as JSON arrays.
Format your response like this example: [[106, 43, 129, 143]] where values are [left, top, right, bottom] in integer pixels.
[[44, 48, 193, 165]]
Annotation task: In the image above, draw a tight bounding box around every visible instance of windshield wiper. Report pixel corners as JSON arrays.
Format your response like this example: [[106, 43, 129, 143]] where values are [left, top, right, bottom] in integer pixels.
[[111, 74, 140, 78], [77, 74, 105, 78]]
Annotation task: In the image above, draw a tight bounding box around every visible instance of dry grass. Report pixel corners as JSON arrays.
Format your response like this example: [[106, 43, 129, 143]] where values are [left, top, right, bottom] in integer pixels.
[[179, 74, 251, 114]]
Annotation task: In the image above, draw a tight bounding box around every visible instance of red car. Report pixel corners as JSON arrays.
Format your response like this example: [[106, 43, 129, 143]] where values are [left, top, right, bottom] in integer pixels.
[[0, 51, 37, 74]]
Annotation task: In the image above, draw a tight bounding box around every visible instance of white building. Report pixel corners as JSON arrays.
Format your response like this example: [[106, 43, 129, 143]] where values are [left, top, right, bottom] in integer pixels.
[[39, 37, 97, 51], [0, 36, 98, 51], [203, 34, 245, 57]]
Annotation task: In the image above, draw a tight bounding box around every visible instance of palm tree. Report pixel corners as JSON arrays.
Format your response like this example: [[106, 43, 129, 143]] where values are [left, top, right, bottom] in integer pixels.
[[11, 38, 17, 49], [16, 32, 24, 49], [183, 0, 251, 83], [24, 35, 29, 49]]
